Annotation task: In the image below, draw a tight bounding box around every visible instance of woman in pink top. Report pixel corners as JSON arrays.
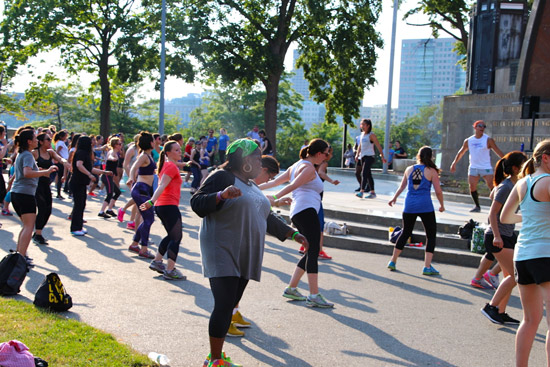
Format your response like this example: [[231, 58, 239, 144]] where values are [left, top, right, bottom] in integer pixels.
[[140, 141, 185, 280]]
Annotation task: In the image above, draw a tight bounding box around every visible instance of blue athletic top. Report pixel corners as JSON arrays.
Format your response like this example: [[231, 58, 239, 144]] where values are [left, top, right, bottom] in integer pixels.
[[403, 164, 434, 214], [218, 134, 229, 151], [514, 173, 550, 261], [138, 155, 156, 176]]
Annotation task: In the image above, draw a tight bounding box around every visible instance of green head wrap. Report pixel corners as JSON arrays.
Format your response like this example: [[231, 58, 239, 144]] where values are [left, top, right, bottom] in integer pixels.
[[226, 138, 259, 157]]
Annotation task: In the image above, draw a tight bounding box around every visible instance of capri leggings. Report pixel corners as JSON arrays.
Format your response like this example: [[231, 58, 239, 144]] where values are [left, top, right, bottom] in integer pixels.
[[101, 173, 121, 203], [155, 205, 182, 262], [35, 180, 52, 230], [208, 277, 249, 338], [131, 182, 154, 246], [395, 211, 437, 252], [292, 207, 321, 274], [360, 155, 375, 192]]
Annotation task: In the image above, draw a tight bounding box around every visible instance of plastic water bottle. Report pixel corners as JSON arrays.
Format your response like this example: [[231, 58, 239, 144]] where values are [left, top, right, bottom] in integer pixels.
[[148, 352, 170, 366], [521, 142, 525, 152]]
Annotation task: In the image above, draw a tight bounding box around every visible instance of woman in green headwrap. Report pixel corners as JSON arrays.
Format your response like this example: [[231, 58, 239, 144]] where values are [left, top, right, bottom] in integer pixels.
[[191, 138, 307, 367]]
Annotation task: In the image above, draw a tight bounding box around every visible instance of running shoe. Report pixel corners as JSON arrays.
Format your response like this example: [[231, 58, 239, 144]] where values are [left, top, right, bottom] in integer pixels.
[[81, 228, 88, 234], [128, 244, 140, 253], [56, 194, 65, 200], [149, 260, 166, 274], [98, 212, 110, 218], [319, 250, 332, 260], [365, 192, 377, 199], [203, 352, 242, 367], [231, 311, 251, 328], [138, 249, 155, 259], [88, 192, 97, 197], [282, 287, 306, 301], [470, 206, 481, 213], [1, 209, 13, 216], [355, 192, 363, 198], [483, 271, 500, 289], [470, 277, 492, 289], [25, 256, 35, 268], [32, 234, 48, 245], [422, 266, 440, 276], [105, 210, 117, 217], [126, 221, 136, 230], [117, 208, 125, 222], [306, 293, 334, 308], [208, 358, 241, 367], [298, 246, 305, 254], [500, 312, 520, 324], [71, 230, 86, 236], [226, 322, 245, 337], [163, 267, 187, 280], [481, 303, 504, 324], [387, 261, 396, 271]]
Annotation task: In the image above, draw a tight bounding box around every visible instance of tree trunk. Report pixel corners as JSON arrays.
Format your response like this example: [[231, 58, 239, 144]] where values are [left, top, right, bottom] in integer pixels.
[[99, 51, 111, 138], [264, 74, 281, 156]]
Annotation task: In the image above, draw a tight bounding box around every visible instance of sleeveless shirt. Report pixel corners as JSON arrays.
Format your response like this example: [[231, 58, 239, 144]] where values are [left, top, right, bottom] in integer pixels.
[[468, 134, 491, 169], [289, 160, 324, 217]]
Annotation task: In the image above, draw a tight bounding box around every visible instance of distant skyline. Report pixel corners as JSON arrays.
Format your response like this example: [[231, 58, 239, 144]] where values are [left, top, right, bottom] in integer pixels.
[[8, 1, 442, 109]]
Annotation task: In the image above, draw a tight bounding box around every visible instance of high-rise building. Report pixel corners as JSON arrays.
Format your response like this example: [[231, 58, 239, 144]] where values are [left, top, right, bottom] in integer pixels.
[[397, 38, 466, 123]]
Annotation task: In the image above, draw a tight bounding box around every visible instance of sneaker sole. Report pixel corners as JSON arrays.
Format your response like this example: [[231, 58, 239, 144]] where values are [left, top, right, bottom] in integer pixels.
[[305, 301, 334, 308], [422, 272, 439, 276], [226, 332, 245, 337], [149, 266, 165, 274], [282, 294, 306, 301], [233, 323, 251, 328], [163, 275, 187, 280], [481, 309, 504, 324]]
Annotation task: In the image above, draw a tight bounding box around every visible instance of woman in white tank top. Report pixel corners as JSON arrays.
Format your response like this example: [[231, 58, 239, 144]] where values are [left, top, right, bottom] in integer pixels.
[[259, 138, 335, 308]]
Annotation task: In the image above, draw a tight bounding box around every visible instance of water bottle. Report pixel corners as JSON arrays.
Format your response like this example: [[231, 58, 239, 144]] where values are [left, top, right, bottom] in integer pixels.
[[148, 352, 170, 366], [521, 142, 524, 152]]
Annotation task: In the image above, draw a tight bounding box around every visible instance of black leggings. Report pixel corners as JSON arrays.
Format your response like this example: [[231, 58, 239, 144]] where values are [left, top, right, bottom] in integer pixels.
[[155, 205, 182, 262], [101, 174, 121, 203], [0, 171, 6, 203], [395, 211, 437, 253], [209, 277, 249, 338], [292, 207, 320, 274], [70, 181, 87, 232], [360, 155, 375, 192], [35, 180, 52, 230], [55, 163, 64, 195]]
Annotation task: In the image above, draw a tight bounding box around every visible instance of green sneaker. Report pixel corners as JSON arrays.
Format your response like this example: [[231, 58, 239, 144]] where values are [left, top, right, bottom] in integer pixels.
[[282, 287, 306, 301], [204, 352, 242, 367]]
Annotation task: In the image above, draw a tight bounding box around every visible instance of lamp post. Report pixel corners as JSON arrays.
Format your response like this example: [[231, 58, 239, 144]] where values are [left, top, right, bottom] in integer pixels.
[[158, 0, 167, 135], [383, 0, 399, 173]]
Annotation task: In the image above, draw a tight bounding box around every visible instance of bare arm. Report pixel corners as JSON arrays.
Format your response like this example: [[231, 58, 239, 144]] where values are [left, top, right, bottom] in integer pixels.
[[488, 200, 504, 248], [371, 134, 387, 163], [317, 162, 339, 185], [429, 168, 445, 212], [500, 180, 524, 224], [139, 174, 173, 211], [258, 169, 291, 190], [388, 167, 411, 206], [23, 165, 57, 178], [123, 147, 136, 176], [273, 164, 317, 199], [450, 139, 469, 173], [488, 138, 504, 158]]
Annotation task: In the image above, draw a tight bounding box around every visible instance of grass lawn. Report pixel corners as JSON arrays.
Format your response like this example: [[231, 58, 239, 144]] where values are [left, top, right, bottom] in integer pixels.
[[0, 297, 154, 367]]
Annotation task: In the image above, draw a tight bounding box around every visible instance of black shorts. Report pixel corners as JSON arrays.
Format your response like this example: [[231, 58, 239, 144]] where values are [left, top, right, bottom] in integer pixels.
[[515, 257, 550, 285], [484, 232, 517, 254], [11, 192, 37, 216]]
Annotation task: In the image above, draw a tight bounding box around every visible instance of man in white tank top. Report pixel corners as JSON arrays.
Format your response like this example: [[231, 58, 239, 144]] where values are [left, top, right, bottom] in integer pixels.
[[450, 120, 504, 212]]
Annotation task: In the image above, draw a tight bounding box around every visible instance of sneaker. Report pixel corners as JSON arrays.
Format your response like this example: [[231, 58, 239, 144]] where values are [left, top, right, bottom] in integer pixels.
[[319, 250, 332, 260], [105, 210, 117, 217], [88, 192, 97, 197], [117, 208, 125, 222], [183, 182, 191, 188], [226, 322, 245, 337], [138, 249, 155, 259], [163, 267, 187, 280], [471, 277, 492, 289], [305, 293, 334, 308], [56, 194, 65, 200], [208, 358, 241, 367], [149, 260, 166, 274], [81, 228, 88, 234], [355, 192, 363, 198], [298, 246, 305, 254], [203, 352, 242, 367], [128, 244, 140, 253], [32, 234, 48, 245], [98, 212, 110, 218], [470, 206, 481, 213], [387, 261, 396, 271], [232, 311, 251, 328], [25, 256, 35, 268], [126, 221, 136, 230], [365, 192, 377, 199], [481, 303, 504, 324], [1, 209, 13, 216], [422, 265, 440, 276], [67, 215, 71, 220], [483, 271, 500, 289], [283, 287, 306, 301], [71, 230, 86, 236], [500, 312, 520, 324]]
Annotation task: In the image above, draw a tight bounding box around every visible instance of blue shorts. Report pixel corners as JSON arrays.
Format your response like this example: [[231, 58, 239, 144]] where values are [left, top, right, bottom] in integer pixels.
[[468, 167, 493, 177]]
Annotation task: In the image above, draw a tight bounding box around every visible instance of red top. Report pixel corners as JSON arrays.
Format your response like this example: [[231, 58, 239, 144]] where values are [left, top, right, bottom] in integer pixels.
[[185, 143, 193, 156], [155, 161, 182, 206]]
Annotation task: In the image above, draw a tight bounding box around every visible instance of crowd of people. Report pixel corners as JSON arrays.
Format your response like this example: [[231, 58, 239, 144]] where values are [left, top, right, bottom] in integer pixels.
[[1, 118, 550, 366]]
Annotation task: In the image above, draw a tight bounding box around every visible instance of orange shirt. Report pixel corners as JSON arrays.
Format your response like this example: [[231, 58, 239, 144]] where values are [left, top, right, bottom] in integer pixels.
[[155, 161, 182, 206]]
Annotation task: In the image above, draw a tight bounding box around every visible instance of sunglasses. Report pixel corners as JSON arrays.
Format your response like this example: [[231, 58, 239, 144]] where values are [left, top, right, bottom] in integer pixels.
[[477, 124, 486, 128]]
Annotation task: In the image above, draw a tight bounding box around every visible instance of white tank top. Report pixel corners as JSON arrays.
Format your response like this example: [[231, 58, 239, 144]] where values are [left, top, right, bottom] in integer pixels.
[[57, 141, 69, 159], [468, 134, 491, 169], [289, 160, 323, 218], [360, 132, 375, 157]]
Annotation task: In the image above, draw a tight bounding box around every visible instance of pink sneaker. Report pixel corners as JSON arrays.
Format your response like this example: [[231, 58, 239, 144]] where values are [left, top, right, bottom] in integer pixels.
[[117, 208, 125, 222], [126, 221, 135, 230], [128, 244, 140, 253]]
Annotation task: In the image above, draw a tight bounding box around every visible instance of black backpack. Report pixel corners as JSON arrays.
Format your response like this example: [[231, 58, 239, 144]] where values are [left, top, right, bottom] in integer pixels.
[[34, 272, 73, 312], [458, 219, 479, 240], [0, 251, 28, 296]]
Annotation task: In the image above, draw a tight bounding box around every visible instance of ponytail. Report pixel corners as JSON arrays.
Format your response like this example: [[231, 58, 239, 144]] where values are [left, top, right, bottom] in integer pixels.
[[158, 150, 167, 173], [416, 146, 440, 173], [494, 158, 506, 186], [520, 157, 536, 178], [494, 151, 527, 185]]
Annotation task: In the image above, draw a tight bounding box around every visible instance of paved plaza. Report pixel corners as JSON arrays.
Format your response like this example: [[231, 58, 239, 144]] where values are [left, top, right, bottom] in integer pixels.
[[0, 172, 547, 366]]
